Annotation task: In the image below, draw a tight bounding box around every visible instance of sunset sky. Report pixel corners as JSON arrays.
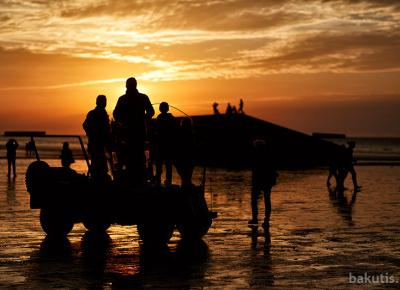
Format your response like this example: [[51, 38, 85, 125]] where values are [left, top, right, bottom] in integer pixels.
[[0, 0, 399, 136]]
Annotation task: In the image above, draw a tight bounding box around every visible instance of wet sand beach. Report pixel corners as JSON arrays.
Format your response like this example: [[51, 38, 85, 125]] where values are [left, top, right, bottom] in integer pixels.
[[1, 159, 400, 289]]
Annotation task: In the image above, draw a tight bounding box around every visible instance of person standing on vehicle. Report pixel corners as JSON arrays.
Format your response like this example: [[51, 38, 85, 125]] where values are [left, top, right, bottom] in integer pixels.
[[154, 102, 178, 186], [113, 77, 155, 185], [83, 95, 112, 180], [248, 139, 278, 229], [174, 117, 195, 188], [6, 138, 19, 178]]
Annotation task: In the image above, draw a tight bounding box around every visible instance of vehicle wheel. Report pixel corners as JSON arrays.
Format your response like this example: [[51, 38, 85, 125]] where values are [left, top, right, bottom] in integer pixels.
[[83, 218, 111, 232], [40, 208, 74, 236], [137, 223, 175, 244], [177, 215, 212, 240], [26, 161, 50, 208]]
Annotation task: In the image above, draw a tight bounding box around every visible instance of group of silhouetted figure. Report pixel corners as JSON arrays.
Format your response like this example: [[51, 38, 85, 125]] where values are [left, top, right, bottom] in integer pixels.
[[212, 99, 244, 115], [3, 77, 361, 232], [81, 77, 194, 187]]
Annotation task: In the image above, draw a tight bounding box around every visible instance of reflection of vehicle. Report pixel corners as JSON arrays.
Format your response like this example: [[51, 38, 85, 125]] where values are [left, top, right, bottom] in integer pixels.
[[23, 134, 217, 243]]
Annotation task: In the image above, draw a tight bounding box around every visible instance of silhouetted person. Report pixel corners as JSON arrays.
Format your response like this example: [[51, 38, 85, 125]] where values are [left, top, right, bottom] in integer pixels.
[[344, 141, 360, 190], [60, 142, 75, 168], [113, 77, 154, 184], [25, 141, 34, 157], [212, 102, 220, 115], [238, 99, 244, 114], [226, 103, 233, 115], [248, 139, 278, 228], [175, 118, 195, 187], [6, 139, 18, 178], [83, 95, 111, 180], [155, 102, 178, 186], [327, 148, 340, 186], [232, 105, 238, 114]]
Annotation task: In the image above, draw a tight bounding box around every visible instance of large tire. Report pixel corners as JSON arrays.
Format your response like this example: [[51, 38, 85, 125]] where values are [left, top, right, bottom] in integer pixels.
[[176, 214, 212, 240], [83, 218, 111, 232], [40, 208, 74, 236], [137, 223, 175, 244], [26, 161, 50, 208]]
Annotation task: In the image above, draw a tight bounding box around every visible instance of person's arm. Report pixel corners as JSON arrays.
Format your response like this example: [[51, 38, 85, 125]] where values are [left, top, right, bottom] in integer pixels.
[[144, 96, 155, 120], [113, 97, 123, 122]]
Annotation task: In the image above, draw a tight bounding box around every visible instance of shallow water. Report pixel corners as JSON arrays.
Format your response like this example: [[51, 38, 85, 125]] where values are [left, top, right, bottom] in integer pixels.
[[0, 159, 399, 289]]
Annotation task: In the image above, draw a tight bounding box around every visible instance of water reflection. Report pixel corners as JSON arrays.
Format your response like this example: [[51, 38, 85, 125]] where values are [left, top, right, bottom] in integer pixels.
[[29, 235, 210, 288], [249, 227, 274, 287], [81, 231, 112, 274], [6, 177, 16, 205], [39, 235, 73, 260], [328, 186, 357, 225]]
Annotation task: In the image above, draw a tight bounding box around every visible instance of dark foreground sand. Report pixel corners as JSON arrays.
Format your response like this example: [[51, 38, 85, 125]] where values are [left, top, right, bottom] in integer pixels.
[[0, 159, 399, 289]]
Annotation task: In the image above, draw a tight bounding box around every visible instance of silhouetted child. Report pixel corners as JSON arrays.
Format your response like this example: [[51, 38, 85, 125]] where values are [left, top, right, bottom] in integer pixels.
[[6, 138, 19, 178], [60, 142, 75, 168], [249, 139, 278, 228], [155, 102, 178, 186], [175, 117, 195, 187]]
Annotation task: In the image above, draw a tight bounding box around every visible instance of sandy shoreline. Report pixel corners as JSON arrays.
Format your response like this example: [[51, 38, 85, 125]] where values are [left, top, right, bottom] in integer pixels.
[[0, 159, 399, 288]]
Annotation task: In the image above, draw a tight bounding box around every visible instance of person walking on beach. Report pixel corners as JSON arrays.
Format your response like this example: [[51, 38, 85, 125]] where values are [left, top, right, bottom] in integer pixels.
[[248, 139, 278, 228], [343, 141, 361, 191], [6, 139, 19, 178], [83, 95, 112, 180], [60, 142, 75, 168], [154, 102, 178, 186], [113, 77, 154, 184]]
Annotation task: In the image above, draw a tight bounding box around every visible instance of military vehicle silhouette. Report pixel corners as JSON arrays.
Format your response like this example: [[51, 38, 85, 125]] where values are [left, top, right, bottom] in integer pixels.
[[23, 134, 217, 244]]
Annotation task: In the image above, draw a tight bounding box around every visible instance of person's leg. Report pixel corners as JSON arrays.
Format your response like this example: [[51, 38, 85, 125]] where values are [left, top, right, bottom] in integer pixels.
[[250, 187, 259, 224], [349, 166, 359, 188], [165, 159, 172, 185], [12, 159, 16, 177], [263, 187, 272, 227], [7, 159, 11, 177], [327, 170, 333, 186], [155, 159, 162, 184]]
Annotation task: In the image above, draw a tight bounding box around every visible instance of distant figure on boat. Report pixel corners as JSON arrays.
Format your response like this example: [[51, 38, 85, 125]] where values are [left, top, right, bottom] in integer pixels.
[[154, 102, 178, 186], [175, 117, 195, 187], [238, 99, 244, 114], [212, 102, 220, 115], [248, 139, 278, 229], [232, 105, 238, 114], [60, 142, 75, 168], [83, 94, 112, 179], [226, 103, 233, 115], [113, 77, 155, 184], [6, 138, 19, 178], [25, 141, 34, 157]]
